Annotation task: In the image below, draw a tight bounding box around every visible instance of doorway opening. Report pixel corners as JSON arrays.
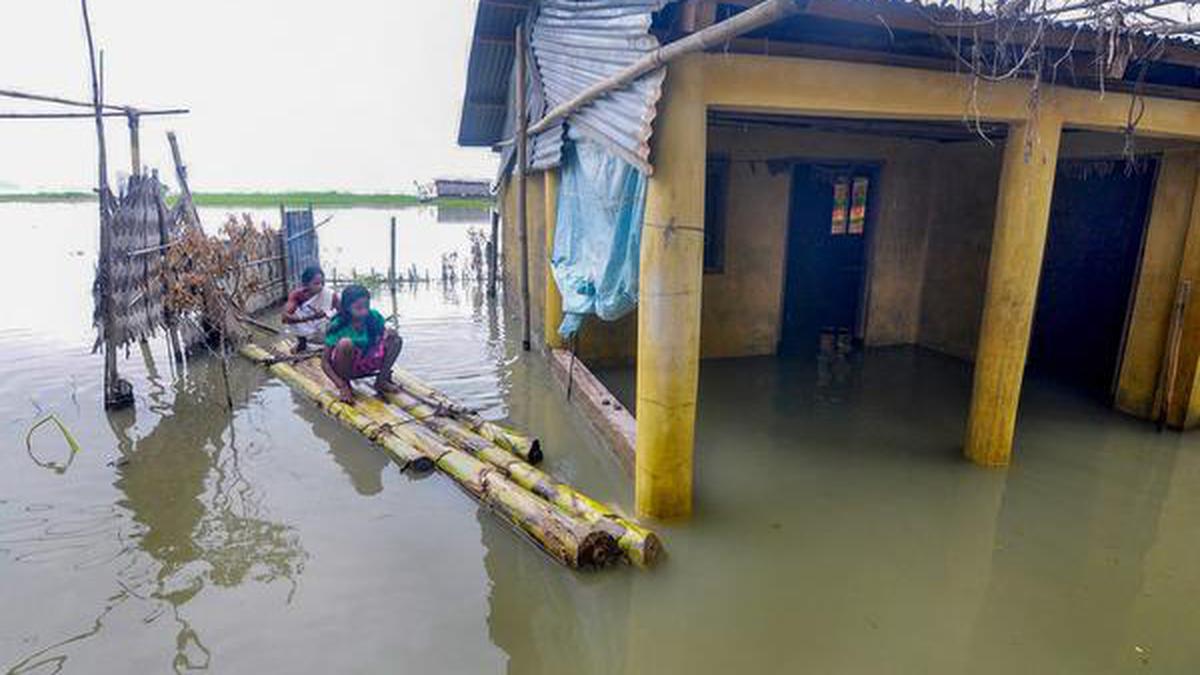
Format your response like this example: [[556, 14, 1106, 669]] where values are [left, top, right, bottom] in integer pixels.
[[780, 163, 878, 356], [1028, 158, 1159, 399]]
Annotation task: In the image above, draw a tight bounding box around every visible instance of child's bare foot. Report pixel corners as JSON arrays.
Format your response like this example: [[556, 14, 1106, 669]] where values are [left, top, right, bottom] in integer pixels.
[[373, 378, 402, 396], [337, 386, 355, 405]]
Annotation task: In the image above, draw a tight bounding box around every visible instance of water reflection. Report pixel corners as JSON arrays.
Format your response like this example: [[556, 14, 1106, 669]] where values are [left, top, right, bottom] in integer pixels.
[[291, 395, 390, 497], [436, 204, 491, 224], [116, 358, 306, 670], [5, 356, 308, 673]]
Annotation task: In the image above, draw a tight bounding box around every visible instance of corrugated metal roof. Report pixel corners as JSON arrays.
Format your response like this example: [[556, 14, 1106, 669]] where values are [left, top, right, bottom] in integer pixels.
[[458, 0, 530, 148], [532, 0, 671, 173], [460, 0, 672, 175]]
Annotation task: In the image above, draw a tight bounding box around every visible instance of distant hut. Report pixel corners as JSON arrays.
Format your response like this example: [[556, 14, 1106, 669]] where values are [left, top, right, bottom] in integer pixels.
[[433, 178, 492, 200]]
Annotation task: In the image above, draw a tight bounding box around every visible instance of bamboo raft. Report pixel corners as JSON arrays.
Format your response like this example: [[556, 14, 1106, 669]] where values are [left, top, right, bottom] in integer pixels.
[[239, 340, 661, 570]]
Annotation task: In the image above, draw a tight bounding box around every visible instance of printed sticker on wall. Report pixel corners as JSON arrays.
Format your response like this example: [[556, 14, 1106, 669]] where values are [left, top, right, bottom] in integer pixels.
[[849, 177, 869, 235], [831, 178, 849, 235]]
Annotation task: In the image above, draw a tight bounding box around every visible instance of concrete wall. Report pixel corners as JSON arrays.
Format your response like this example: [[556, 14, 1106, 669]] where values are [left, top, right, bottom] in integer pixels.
[[917, 143, 1003, 360], [916, 132, 1195, 362], [702, 124, 937, 358]]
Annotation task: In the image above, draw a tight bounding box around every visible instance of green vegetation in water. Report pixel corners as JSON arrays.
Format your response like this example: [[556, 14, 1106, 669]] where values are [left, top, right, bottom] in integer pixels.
[[184, 192, 493, 210], [0, 191, 493, 210], [0, 191, 94, 203]]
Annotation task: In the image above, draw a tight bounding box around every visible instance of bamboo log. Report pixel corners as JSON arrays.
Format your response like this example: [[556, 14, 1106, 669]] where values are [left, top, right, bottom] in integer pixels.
[[240, 344, 435, 473], [281, 354, 620, 569], [386, 367, 543, 464], [385, 388, 661, 568]]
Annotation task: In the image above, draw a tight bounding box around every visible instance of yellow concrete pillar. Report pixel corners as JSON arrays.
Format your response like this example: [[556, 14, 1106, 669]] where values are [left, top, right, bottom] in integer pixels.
[[635, 55, 706, 519], [1115, 151, 1199, 419], [544, 169, 565, 349], [964, 113, 1063, 467]]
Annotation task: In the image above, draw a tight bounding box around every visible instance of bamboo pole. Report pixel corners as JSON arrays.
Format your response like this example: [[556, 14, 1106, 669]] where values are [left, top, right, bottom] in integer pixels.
[[526, 0, 804, 137], [386, 388, 661, 567], [150, 179, 185, 363], [385, 366, 543, 464], [127, 111, 140, 177], [82, 0, 130, 411], [515, 22, 532, 352], [0, 87, 187, 115], [0, 109, 188, 120], [254, 347, 620, 569], [167, 131, 201, 229]]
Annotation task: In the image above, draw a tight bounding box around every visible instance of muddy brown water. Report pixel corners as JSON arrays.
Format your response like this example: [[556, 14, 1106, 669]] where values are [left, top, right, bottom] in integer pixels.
[[2, 203, 1199, 673]]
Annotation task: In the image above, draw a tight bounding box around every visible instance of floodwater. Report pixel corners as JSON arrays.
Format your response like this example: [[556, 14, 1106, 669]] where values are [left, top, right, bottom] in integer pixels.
[[2, 203, 1199, 673]]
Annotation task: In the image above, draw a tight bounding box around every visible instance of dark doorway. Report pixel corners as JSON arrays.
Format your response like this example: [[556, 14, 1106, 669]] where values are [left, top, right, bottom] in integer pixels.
[[780, 163, 877, 356], [1028, 158, 1158, 398]]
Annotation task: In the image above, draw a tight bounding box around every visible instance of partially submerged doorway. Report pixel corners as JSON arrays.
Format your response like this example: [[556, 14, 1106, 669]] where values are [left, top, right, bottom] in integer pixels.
[[780, 163, 877, 356], [1028, 158, 1158, 398]]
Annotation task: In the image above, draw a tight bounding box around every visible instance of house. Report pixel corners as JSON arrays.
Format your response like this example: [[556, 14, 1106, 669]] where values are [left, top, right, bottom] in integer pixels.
[[458, 0, 1200, 519], [433, 178, 492, 199]]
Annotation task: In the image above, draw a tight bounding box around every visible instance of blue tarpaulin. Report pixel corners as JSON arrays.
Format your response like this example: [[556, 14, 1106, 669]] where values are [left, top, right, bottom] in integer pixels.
[[551, 141, 647, 339]]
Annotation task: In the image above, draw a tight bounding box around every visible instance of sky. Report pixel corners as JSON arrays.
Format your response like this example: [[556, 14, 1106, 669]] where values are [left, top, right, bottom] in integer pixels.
[[0, 0, 497, 193]]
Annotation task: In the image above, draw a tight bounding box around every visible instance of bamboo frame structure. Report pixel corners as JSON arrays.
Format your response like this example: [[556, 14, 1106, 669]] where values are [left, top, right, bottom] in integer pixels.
[[0, 2, 189, 409]]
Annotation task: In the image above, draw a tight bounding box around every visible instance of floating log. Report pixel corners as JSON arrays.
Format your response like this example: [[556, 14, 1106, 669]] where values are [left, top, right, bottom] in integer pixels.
[[385, 388, 661, 568], [248, 345, 622, 569], [386, 368, 543, 464], [241, 344, 434, 473]]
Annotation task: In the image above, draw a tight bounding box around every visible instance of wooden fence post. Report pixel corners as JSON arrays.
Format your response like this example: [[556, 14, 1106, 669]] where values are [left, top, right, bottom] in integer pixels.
[[515, 22, 532, 351], [488, 209, 499, 298], [389, 216, 397, 287], [279, 204, 291, 293], [127, 110, 140, 176]]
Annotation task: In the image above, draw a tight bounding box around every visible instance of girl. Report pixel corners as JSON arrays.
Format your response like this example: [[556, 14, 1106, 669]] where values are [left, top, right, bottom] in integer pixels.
[[321, 284, 403, 404], [282, 266, 338, 353]]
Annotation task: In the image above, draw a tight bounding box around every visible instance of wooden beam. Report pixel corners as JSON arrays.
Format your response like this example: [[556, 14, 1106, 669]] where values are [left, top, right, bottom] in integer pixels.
[[549, 349, 636, 474]]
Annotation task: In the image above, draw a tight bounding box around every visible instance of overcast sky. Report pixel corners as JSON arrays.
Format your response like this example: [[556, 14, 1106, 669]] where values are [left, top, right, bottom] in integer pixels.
[[0, 0, 496, 193]]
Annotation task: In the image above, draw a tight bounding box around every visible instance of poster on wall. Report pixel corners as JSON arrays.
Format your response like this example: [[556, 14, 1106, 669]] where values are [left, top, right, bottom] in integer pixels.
[[849, 177, 869, 235], [831, 178, 849, 235]]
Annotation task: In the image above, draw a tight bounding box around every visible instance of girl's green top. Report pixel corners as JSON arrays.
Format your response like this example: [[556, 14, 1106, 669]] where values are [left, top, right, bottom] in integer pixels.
[[325, 309, 385, 350]]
